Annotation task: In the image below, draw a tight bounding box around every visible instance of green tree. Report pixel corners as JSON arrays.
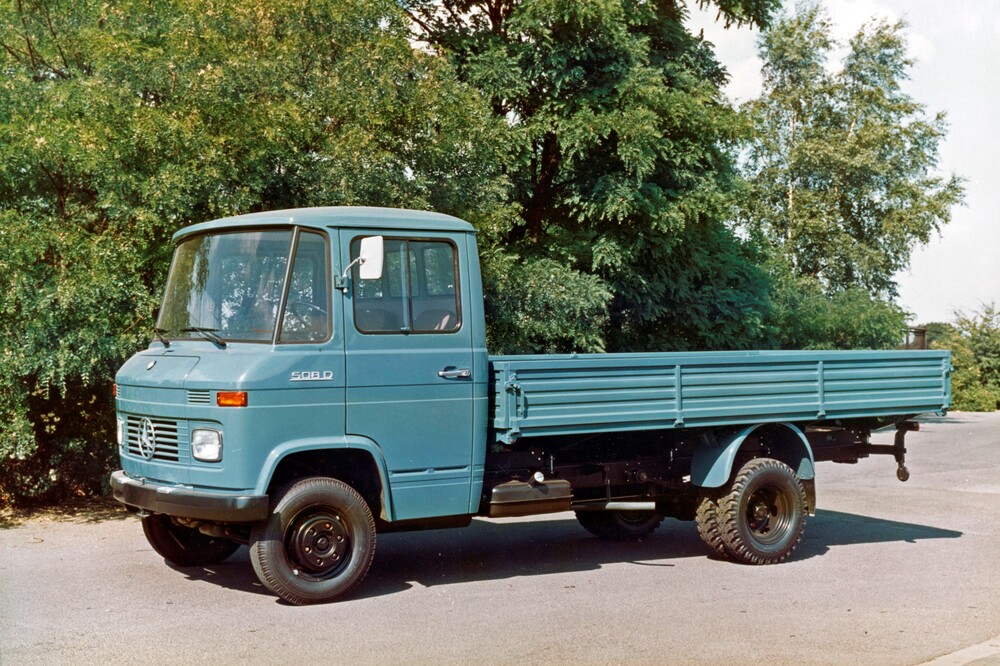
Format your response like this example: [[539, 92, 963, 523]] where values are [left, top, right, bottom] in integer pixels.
[[956, 305, 1000, 400], [929, 328, 996, 413], [406, 0, 778, 353], [767, 275, 907, 350], [929, 305, 1000, 411], [740, 1, 964, 297], [0, 0, 507, 506]]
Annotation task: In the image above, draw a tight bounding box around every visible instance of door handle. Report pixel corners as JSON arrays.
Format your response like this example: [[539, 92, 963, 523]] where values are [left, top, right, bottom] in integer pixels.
[[438, 367, 472, 379]]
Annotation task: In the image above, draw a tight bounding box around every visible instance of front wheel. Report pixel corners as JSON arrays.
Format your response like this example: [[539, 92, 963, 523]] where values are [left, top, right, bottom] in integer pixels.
[[250, 477, 376, 605], [142, 514, 240, 567], [717, 458, 807, 565]]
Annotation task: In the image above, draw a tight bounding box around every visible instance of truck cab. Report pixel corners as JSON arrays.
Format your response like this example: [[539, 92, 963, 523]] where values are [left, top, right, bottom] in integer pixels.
[[115, 206, 487, 517], [113, 207, 490, 601]]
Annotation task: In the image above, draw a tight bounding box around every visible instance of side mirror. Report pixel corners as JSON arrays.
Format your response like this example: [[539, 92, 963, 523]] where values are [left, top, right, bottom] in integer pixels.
[[358, 235, 384, 280]]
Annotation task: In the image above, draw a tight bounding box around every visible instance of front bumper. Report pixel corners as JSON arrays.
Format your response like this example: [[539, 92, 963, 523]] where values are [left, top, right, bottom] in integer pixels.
[[110, 470, 269, 523]]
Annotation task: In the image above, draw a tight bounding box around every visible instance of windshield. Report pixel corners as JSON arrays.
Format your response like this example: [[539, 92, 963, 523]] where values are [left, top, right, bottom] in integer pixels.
[[156, 229, 331, 343]]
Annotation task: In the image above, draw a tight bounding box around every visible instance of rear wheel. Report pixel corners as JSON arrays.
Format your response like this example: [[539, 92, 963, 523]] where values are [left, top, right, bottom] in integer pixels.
[[717, 458, 807, 565], [142, 514, 240, 567], [695, 492, 728, 557], [575, 510, 663, 541], [250, 477, 376, 605]]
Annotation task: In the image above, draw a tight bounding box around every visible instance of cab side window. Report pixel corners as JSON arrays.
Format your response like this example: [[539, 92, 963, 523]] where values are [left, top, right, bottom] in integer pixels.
[[351, 238, 460, 334]]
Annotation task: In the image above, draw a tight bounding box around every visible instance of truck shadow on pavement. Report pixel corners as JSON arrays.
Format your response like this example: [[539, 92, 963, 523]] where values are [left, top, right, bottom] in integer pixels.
[[796, 509, 962, 558], [167, 510, 962, 602], [360, 518, 706, 599], [359, 511, 962, 599], [166, 554, 270, 597]]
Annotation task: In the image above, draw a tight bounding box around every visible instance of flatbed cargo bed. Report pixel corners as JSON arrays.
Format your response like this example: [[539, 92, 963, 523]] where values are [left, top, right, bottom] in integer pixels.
[[490, 350, 951, 444]]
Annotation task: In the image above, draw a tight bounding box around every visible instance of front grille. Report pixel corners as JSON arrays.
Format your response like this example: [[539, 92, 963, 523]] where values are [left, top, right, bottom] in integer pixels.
[[124, 416, 185, 462]]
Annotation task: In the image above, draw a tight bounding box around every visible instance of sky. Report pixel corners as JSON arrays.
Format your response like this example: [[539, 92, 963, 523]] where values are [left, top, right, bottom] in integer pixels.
[[686, 0, 999, 325]]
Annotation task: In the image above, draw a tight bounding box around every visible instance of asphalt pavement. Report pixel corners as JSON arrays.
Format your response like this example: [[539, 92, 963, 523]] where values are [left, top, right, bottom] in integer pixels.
[[2, 412, 999, 665]]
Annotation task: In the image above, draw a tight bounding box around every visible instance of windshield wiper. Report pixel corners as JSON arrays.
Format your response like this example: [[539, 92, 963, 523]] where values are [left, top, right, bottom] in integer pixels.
[[182, 327, 228, 349], [152, 327, 171, 348]]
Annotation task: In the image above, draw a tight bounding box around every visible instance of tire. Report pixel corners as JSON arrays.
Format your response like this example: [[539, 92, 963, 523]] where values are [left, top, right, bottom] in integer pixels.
[[695, 492, 729, 557], [717, 458, 807, 565], [575, 510, 664, 541], [142, 514, 240, 567], [249, 477, 376, 605]]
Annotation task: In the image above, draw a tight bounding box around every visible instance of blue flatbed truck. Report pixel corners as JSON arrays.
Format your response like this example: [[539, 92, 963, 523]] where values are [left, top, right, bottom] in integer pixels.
[[111, 207, 952, 604]]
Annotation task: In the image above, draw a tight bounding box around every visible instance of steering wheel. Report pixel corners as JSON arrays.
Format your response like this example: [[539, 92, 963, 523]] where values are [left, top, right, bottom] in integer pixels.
[[282, 302, 328, 340]]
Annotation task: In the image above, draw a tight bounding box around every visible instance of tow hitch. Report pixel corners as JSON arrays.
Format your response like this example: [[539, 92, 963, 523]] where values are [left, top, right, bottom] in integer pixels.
[[893, 423, 912, 481], [867, 421, 918, 482]]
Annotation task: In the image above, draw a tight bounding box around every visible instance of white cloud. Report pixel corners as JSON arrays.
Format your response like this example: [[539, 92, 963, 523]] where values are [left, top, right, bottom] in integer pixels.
[[818, 0, 941, 71], [684, 5, 761, 102], [823, 0, 898, 41], [905, 31, 937, 65]]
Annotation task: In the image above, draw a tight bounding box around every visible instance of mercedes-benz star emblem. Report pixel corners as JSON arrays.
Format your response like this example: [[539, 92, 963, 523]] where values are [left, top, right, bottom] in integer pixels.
[[138, 417, 157, 460]]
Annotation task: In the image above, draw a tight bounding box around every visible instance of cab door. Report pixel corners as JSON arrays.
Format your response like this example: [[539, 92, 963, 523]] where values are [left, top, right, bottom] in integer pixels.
[[339, 229, 475, 521]]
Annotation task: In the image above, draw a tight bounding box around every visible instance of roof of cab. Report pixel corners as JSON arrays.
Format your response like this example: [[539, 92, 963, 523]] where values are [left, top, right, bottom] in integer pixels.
[[172, 206, 475, 242]]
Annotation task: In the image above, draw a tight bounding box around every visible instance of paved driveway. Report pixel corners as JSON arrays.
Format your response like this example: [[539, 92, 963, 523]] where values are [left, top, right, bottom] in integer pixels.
[[2, 412, 998, 664]]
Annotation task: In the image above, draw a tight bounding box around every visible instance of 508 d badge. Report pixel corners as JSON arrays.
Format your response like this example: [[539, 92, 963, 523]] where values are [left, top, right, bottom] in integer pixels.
[[290, 370, 335, 382]]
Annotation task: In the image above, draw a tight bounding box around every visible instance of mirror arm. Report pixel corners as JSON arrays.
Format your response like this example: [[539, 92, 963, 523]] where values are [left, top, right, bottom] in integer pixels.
[[335, 256, 365, 292]]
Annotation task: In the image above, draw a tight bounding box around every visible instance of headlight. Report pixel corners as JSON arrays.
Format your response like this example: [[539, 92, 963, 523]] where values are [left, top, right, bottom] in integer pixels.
[[116, 417, 124, 448], [191, 429, 223, 462]]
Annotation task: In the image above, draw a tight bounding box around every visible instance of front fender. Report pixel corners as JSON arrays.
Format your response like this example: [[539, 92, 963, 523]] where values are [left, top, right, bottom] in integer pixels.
[[255, 435, 395, 520], [691, 423, 816, 489]]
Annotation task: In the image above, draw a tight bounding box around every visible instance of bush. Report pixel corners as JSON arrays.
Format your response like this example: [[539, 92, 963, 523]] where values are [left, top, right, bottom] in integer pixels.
[[0, 0, 509, 508], [766, 276, 908, 350], [927, 307, 1000, 412]]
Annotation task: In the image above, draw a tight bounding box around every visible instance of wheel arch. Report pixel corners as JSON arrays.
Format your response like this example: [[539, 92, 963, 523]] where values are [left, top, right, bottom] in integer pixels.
[[691, 422, 816, 490], [256, 437, 394, 522]]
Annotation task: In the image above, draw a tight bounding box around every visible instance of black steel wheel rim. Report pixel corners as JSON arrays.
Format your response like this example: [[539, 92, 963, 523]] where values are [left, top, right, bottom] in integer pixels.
[[286, 509, 352, 578], [743, 483, 793, 546]]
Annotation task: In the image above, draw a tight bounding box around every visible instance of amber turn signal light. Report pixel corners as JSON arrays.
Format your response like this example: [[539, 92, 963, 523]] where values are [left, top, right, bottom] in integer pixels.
[[216, 391, 248, 407]]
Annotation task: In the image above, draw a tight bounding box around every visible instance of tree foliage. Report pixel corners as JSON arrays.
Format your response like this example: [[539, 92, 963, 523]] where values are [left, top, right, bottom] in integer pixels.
[[406, 0, 778, 353], [765, 274, 907, 350], [928, 306, 1000, 412], [0, 0, 508, 505], [1, 0, 969, 507], [739, 1, 964, 296], [482, 253, 612, 354]]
